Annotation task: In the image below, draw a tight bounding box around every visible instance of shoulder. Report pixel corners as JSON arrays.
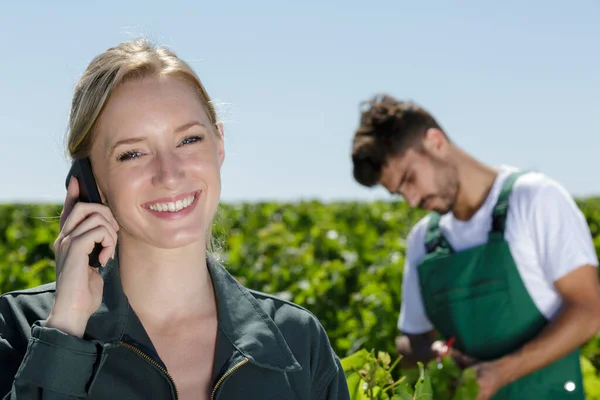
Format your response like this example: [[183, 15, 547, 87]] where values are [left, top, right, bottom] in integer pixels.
[[1, 282, 56, 313], [247, 288, 332, 341], [247, 289, 341, 372], [511, 168, 570, 200], [0, 282, 56, 344], [509, 168, 580, 217]]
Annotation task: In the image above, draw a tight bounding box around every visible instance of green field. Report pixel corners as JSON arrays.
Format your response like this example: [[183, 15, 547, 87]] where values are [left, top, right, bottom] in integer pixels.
[[2, 200, 600, 398]]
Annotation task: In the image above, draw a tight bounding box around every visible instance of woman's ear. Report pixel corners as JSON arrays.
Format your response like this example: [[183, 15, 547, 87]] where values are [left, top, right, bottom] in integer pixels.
[[97, 183, 110, 208], [99, 189, 109, 207], [216, 122, 225, 167]]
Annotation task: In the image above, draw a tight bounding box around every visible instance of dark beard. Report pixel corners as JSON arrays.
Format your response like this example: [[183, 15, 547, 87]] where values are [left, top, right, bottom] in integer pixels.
[[428, 157, 459, 214]]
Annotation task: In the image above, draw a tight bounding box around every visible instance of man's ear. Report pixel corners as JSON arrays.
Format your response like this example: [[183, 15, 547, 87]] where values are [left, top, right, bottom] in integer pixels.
[[422, 128, 449, 157]]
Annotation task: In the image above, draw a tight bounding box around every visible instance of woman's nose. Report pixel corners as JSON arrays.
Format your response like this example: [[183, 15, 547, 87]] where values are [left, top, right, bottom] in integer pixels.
[[151, 152, 185, 187]]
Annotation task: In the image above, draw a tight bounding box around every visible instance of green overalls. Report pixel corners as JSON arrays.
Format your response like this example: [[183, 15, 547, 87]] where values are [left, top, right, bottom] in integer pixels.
[[417, 171, 584, 399]]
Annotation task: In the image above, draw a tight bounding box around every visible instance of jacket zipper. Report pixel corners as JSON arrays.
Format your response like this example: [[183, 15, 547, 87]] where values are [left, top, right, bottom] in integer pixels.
[[120, 341, 180, 399], [210, 357, 249, 400]]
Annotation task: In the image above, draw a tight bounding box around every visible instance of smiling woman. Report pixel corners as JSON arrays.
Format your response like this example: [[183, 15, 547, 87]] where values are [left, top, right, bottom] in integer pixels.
[[0, 39, 350, 400]]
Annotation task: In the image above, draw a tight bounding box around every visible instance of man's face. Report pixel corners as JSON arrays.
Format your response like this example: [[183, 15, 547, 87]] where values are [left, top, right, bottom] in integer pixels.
[[379, 146, 459, 214]]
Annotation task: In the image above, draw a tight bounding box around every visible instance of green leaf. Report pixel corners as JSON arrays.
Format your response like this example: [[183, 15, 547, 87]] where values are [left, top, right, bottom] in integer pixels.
[[581, 356, 600, 399], [413, 362, 433, 400], [451, 367, 479, 400], [341, 349, 372, 375], [391, 392, 413, 400], [345, 372, 371, 400]]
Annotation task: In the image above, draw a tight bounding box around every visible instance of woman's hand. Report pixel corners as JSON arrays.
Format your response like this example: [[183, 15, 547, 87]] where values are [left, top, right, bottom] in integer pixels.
[[46, 177, 119, 338]]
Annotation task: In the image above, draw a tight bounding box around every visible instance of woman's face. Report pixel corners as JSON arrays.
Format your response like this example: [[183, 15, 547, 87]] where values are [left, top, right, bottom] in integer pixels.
[[89, 75, 224, 250]]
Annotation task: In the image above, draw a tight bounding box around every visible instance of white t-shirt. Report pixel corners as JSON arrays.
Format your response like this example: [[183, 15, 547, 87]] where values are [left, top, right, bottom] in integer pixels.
[[398, 165, 599, 335]]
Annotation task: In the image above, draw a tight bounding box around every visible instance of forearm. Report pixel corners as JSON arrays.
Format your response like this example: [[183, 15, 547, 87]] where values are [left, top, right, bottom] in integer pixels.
[[499, 303, 600, 384], [1, 323, 107, 399], [46, 311, 89, 339]]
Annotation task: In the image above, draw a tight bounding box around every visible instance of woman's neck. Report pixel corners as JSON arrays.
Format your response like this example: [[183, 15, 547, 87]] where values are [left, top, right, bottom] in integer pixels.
[[116, 236, 217, 325]]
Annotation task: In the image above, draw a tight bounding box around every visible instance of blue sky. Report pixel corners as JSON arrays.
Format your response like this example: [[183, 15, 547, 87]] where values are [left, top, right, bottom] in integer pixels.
[[1, 0, 598, 204]]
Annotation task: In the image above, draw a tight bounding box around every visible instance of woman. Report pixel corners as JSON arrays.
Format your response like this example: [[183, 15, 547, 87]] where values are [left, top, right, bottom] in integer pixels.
[[0, 39, 350, 400]]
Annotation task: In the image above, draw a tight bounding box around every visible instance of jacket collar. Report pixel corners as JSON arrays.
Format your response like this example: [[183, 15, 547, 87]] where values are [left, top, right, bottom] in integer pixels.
[[83, 253, 301, 373], [207, 257, 302, 372]]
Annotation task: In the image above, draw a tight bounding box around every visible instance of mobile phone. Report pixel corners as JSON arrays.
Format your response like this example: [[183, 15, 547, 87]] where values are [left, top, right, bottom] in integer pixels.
[[65, 158, 104, 268]]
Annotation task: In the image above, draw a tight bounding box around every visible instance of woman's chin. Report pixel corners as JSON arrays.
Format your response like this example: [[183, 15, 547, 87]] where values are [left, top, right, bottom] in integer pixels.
[[117, 209, 214, 251], [122, 228, 208, 251], [151, 234, 207, 250]]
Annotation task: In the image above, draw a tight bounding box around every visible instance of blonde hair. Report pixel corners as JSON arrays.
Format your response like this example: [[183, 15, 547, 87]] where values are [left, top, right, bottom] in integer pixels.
[[67, 38, 222, 254]]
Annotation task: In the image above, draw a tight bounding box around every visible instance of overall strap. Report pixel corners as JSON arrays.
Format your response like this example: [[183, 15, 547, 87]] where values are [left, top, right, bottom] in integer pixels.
[[490, 170, 530, 236], [424, 212, 454, 254]]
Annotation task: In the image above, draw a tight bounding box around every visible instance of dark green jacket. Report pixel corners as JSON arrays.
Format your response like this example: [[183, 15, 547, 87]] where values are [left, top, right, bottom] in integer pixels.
[[0, 257, 350, 399]]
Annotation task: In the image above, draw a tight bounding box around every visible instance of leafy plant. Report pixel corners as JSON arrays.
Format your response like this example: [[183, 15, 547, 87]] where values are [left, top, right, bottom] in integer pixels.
[[340, 348, 482, 400], [425, 356, 479, 399], [582, 355, 600, 400], [2, 199, 600, 397], [341, 349, 432, 400]]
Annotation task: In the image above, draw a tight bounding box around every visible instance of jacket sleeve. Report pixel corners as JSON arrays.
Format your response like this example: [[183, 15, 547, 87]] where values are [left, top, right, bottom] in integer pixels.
[[0, 295, 108, 399], [316, 356, 351, 400], [308, 317, 350, 400]]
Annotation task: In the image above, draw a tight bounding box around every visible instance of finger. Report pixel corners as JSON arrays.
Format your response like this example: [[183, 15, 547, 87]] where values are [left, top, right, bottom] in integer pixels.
[[463, 355, 478, 367], [61, 213, 118, 251], [450, 349, 464, 362], [60, 177, 80, 230], [67, 225, 117, 267], [55, 205, 118, 258], [61, 202, 119, 237], [476, 391, 489, 400], [89, 267, 105, 295], [98, 245, 115, 267], [451, 349, 477, 366]]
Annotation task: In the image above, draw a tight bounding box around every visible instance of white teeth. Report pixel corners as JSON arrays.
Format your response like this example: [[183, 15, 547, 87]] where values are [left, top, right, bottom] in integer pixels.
[[148, 195, 196, 212]]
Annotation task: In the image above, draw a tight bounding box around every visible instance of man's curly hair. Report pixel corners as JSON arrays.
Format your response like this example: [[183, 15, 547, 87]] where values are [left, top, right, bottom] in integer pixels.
[[351, 94, 445, 187]]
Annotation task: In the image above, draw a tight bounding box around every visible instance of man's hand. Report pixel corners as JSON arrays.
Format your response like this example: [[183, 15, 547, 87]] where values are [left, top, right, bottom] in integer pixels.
[[449, 347, 479, 370], [468, 265, 600, 399], [470, 360, 510, 400], [432, 339, 478, 369], [493, 265, 600, 385]]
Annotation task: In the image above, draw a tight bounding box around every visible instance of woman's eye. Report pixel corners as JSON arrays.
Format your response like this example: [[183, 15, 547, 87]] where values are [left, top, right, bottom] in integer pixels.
[[115, 136, 203, 161], [180, 135, 204, 146], [117, 151, 142, 162]]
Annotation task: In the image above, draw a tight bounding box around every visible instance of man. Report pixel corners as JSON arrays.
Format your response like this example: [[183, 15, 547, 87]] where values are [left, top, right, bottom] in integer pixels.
[[350, 94, 600, 400]]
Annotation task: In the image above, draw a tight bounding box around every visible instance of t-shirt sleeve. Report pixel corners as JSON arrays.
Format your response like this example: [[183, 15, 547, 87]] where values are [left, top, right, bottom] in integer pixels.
[[397, 220, 434, 334], [528, 178, 598, 283]]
